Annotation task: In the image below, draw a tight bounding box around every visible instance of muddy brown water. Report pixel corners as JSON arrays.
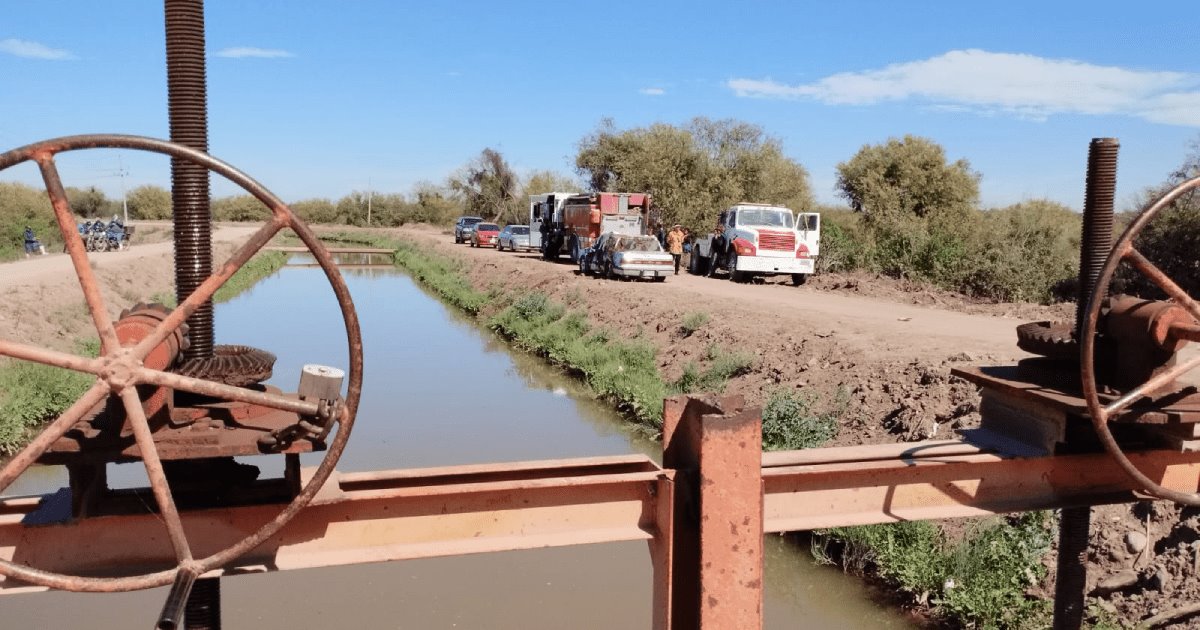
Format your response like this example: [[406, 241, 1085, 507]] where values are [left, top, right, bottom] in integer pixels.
[[3, 258, 913, 628]]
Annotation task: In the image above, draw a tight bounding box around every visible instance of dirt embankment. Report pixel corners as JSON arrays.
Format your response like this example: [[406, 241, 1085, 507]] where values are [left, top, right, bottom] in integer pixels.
[[388, 223, 1198, 628]]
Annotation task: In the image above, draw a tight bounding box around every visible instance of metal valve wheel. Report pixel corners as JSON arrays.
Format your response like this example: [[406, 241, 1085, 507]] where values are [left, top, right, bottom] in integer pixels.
[[0, 135, 363, 591], [1080, 173, 1200, 505]]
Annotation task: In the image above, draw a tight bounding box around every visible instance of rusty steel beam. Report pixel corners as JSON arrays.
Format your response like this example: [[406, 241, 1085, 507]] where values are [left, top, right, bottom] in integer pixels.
[[663, 395, 763, 630], [0, 455, 672, 596], [762, 445, 1200, 531]]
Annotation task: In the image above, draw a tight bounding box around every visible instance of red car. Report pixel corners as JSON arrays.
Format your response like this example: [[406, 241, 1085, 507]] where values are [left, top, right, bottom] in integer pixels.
[[470, 223, 500, 248]]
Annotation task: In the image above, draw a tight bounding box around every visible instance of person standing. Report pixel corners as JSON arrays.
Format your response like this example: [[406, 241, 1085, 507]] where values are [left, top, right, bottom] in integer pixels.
[[666, 224, 685, 275]]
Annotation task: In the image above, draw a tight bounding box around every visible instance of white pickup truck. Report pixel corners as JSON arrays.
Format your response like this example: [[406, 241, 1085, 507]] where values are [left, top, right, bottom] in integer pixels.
[[689, 204, 820, 285]]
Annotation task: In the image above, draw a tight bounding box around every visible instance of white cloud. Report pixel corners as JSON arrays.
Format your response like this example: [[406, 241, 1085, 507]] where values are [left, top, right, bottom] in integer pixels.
[[639, 87, 666, 96], [215, 47, 295, 59], [728, 49, 1200, 127], [0, 38, 75, 60]]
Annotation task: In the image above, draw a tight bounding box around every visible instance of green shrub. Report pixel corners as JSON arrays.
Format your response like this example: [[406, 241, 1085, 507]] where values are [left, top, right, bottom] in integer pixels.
[[679, 311, 710, 335], [760, 388, 841, 450], [817, 511, 1053, 628]]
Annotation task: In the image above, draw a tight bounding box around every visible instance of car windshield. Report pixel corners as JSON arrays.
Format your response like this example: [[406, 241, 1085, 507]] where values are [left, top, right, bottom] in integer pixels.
[[737, 209, 793, 228], [513, 226, 529, 234], [615, 236, 662, 252], [477, 224, 499, 231]]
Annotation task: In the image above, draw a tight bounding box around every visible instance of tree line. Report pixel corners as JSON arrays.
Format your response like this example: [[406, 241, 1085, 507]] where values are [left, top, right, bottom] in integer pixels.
[[2, 120, 1197, 304]]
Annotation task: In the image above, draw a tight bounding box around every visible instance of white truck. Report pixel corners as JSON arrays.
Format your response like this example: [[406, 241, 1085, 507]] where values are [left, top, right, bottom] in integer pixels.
[[688, 203, 820, 285], [528, 192, 579, 253]]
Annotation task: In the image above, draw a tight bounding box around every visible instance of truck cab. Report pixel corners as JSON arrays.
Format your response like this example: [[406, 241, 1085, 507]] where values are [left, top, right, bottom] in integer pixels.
[[528, 192, 578, 254], [690, 204, 820, 285]]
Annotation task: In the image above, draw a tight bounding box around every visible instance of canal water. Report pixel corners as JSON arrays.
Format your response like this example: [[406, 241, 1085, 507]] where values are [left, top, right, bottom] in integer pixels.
[[3, 257, 913, 628]]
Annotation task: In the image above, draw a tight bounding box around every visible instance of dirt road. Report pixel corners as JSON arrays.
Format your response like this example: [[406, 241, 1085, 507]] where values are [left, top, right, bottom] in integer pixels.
[[399, 224, 1051, 362], [0, 224, 259, 350]]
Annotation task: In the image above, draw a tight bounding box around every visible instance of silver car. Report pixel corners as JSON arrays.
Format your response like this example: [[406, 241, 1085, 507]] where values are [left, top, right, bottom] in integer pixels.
[[581, 233, 673, 281], [496, 225, 532, 251]]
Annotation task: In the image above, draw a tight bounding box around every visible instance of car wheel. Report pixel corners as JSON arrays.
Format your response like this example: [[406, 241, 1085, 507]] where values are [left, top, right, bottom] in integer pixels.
[[727, 251, 743, 282], [791, 273, 807, 286]]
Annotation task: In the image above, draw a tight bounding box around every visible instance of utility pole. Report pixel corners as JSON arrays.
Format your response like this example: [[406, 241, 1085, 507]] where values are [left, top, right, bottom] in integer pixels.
[[117, 153, 129, 224], [367, 178, 372, 226]]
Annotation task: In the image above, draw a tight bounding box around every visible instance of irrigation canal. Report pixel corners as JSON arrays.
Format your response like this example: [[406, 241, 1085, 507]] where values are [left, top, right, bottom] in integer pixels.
[[4, 254, 913, 628]]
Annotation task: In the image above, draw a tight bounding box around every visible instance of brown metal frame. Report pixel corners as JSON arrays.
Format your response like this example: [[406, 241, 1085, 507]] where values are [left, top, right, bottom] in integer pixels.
[[4, 396, 1200, 629], [1081, 174, 1200, 505], [0, 135, 364, 591]]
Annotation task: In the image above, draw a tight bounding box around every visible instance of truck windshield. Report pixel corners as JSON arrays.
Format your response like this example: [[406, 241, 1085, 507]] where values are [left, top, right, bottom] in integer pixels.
[[737, 209, 792, 228]]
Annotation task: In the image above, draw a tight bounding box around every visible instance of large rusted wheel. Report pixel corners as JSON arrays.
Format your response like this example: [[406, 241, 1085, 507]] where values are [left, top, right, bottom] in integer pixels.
[[1081, 174, 1200, 505], [0, 135, 362, 590]]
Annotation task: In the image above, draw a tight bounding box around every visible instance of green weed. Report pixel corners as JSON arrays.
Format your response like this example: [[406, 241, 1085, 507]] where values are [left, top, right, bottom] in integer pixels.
[[761, 388, 842, 450], [679, 312, 710, 336], [815, 512, 1053, 628]]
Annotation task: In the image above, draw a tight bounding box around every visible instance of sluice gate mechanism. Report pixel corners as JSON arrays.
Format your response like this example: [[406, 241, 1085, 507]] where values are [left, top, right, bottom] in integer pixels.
[[2, 3, 1200, 630]]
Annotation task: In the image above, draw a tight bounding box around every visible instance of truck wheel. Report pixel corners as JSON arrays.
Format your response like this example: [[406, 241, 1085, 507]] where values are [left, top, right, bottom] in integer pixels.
[[569, 237, 580, 264], [688, 252, 699, 275], [791, 273, 807, 286], [727, 251, 744, 283]]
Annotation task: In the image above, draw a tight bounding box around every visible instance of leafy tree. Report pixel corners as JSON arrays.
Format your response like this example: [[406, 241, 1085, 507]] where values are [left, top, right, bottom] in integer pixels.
[[407, 181, 461, 225], [834, 136, 981, 281], [575, 117, 813, 234], [960, 200, 1080, 302], [836, 135, 979, 223], [335, 191, 372, 226], [290, 198, 338, 224], [126, 185, 172, 220], [212, 195, 269, 222], [522, 170, 580, 197], [448, 148, 521, 225], [65, 186, 114, 218], [1122, 137, 1200, 298]]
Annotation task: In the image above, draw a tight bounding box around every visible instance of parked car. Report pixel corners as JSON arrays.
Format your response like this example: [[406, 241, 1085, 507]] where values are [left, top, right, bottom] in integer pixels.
[[454, 216, 484, 244], [496, 224, 533, 251], [580, 232, 673, 281], [470, 223, 501, 248]]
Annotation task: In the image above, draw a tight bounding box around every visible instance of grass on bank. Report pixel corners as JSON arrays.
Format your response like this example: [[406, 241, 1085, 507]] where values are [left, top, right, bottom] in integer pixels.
[[0, 251, 289, 456], [813, 512, 1053, 628]]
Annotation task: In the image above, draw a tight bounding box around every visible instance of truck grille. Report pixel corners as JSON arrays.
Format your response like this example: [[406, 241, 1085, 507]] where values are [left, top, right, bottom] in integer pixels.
[[757, 230, 795, 251]]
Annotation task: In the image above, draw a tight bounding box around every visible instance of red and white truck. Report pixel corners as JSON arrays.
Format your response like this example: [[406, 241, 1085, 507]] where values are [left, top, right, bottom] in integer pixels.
[[540, 192, 653, 263], [688, 203, 820, 285]]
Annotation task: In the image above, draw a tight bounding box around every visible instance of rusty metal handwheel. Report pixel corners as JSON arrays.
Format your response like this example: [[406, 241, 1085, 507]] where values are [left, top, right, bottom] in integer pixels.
[[1081, 174, 1200, 505], [0, 135, 363, 591]]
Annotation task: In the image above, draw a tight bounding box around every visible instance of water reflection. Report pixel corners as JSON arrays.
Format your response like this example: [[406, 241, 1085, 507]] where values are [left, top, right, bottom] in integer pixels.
[[4, 258, 911, 629]]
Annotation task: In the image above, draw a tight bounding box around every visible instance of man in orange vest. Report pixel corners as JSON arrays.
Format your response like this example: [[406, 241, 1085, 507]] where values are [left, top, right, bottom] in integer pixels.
[[666, 224, 685, 275]]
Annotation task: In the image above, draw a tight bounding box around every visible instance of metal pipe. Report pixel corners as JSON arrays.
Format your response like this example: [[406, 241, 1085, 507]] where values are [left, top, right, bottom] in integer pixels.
[[165, 0, 214, 359]]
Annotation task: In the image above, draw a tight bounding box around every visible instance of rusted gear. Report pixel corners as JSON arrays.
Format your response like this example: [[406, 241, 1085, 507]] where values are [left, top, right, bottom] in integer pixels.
[[176, 344, 277, 387], [117, 302, 190, 357], [1016, 321, 1078, 359]]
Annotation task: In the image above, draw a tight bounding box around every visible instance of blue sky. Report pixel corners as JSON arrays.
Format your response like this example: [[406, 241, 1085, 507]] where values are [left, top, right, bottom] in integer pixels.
[[1, 1, 1197, 212]]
